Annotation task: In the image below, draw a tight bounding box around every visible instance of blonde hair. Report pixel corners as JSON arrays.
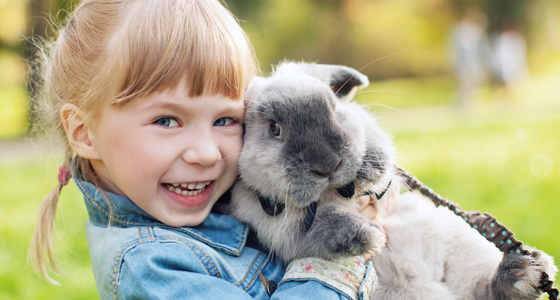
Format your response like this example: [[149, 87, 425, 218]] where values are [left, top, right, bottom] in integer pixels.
[[29, 0, 257, 284]]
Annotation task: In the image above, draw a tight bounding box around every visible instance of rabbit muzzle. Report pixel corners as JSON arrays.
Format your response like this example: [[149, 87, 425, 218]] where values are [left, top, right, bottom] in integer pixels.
[[279, 118, 364, 207]]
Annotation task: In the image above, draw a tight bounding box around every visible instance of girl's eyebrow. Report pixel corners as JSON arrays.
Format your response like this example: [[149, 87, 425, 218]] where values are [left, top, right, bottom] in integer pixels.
[[141, 102, 187, 113]]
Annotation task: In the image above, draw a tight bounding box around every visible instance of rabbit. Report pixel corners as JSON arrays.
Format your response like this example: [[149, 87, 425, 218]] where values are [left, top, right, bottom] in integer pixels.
[[231, 61, 393, 263], [230, 61, 557, 300]]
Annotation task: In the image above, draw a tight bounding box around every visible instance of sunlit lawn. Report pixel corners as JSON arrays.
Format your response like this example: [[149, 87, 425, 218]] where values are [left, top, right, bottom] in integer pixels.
[[395, 119, 560, 259], [0, 155, 96, 300]]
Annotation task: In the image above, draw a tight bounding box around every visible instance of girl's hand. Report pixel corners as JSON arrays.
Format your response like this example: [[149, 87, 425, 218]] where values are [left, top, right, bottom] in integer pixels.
[[357, 195, 381, 262], [358, 195, 377, 220], [361, 249, 377, 261]]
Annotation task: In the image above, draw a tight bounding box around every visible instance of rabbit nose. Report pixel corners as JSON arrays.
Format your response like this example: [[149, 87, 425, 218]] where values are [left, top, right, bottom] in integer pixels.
[[310, 156, 341, 177]]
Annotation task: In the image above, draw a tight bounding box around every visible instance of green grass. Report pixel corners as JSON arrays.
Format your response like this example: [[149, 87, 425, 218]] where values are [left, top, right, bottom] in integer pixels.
[[394, 119, 560, 260], [0, 155, 97, 300]]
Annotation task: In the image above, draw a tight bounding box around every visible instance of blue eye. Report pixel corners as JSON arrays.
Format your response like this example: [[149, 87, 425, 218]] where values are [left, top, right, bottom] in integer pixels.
[[213, 117, 234, 126], [154, 117, 180, 127]]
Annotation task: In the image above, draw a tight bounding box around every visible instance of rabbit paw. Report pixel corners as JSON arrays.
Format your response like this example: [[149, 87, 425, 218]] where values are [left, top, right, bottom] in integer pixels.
[[491, 249, 558, 300], [298, 205, 386, 259]]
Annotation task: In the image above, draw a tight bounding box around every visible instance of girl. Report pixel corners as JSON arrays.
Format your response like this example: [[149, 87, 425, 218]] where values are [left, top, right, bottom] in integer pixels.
[[28, 0, 378, 299]]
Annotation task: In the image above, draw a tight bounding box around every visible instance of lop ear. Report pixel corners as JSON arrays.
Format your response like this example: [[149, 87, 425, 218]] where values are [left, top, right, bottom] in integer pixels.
[[275, 62, 370, 102], [246, 76, 267, 97], [244, 76, 267, 109]]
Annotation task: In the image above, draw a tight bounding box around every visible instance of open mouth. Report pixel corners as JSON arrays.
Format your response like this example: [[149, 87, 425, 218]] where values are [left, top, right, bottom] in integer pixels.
[[164, 181, 211, 196]]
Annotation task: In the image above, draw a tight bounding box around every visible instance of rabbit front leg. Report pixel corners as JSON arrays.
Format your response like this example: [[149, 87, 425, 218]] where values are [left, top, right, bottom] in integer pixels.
[[297, 205, 386, 259]]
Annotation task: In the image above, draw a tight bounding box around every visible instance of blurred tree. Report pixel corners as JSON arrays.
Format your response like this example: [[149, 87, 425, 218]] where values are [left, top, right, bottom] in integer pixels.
[[26, 0, 54, 42], [223, 0, 263, 20], [25, 0, 74, 128], [487, 0, 529, 31], [234, 0, 455, 79], [26, 0, 56, 128], [12, 0, 553, 89], [450, 0, 530, 31]]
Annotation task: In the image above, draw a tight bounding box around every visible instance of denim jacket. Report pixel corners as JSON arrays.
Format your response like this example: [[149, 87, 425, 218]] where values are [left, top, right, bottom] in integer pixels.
[[75, 172, 377, 300]]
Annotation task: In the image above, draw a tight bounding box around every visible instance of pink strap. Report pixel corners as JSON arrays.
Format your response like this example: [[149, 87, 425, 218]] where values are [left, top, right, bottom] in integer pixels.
[[58, 166, 72, 186]]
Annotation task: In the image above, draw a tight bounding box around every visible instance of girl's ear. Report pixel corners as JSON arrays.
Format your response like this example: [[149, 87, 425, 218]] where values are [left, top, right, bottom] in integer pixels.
[[60, 104, 101, 160]]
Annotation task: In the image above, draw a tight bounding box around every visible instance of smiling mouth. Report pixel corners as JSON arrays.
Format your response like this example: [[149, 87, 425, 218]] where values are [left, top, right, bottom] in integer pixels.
[[164, 181, 211, 196]]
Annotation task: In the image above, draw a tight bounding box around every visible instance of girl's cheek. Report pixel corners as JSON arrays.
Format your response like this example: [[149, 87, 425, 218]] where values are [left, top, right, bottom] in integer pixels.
[[226, 125, 244, 145]]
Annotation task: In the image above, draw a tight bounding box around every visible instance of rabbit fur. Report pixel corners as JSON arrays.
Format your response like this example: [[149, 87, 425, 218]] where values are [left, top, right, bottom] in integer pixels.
[[230, 61, 557, 300]]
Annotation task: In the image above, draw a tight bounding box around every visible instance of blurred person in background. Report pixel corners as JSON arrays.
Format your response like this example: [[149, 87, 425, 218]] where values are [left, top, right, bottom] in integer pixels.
[[450, 7, 493, 110], [491, 22, 529, 106]]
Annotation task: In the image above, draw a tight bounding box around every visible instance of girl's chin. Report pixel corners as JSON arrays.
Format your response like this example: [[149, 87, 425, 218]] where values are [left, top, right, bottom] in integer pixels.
[[162, 181, 215, 208], [159, 210, 210, 227]]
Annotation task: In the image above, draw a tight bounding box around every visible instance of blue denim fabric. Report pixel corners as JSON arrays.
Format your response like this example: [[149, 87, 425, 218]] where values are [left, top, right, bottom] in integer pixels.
[[74, 172, 352, 300]]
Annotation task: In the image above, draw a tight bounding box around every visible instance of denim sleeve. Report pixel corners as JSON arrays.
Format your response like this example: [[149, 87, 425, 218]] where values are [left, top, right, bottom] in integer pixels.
[[116, 242, 369, 300], [272, 280, 350, 300], [117, 242, 254, 300]]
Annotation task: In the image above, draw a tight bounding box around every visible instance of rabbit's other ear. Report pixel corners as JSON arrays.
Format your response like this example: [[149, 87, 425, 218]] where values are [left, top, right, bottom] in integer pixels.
[[279, 63, 369, 102], [323, 65, 369, 101]]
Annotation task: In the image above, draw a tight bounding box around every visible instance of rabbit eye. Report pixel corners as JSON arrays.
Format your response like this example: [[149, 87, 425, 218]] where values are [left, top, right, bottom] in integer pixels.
[[269, 121, 282, 138]]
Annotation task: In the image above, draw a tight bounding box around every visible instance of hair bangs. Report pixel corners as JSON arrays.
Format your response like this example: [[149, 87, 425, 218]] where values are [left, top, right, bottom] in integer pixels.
[[111, 0, 256, 104]]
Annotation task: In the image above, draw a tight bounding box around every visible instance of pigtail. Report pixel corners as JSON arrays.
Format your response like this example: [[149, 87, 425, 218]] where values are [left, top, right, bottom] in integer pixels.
[[28, 146, 73, 285]]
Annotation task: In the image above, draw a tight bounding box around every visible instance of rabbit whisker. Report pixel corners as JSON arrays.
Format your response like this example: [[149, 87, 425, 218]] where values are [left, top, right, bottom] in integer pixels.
[[334, 54, 396, 97], [355, 90, 408, 95], [358, 102, 410, 116], [220, 152, 242, 161], [357, 53, 398, 73]]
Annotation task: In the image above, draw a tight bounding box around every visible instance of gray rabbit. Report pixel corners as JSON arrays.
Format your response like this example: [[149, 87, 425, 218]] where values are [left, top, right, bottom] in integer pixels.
[[231, 62, 392, 263], [230, 62, 557, 300]]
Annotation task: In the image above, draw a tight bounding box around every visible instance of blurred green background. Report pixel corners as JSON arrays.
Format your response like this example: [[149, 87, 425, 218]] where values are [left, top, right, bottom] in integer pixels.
[[0, 0, 559, 299]]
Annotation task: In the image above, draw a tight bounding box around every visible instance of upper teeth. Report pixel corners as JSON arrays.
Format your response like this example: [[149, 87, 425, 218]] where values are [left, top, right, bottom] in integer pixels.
[[167, 181, 211, 193], [181, 183, 198, 189]]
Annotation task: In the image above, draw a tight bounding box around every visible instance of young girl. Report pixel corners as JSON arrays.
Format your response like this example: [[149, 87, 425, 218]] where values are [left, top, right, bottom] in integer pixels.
[[28, 0, 378, 299]]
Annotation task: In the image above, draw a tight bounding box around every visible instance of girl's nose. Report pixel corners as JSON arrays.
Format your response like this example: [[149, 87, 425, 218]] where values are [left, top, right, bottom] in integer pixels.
[[181, 133, 222, 167]]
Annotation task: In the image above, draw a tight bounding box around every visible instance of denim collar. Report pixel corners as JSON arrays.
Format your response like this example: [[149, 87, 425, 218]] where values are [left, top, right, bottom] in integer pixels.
[[73, 166, 249, 256]]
